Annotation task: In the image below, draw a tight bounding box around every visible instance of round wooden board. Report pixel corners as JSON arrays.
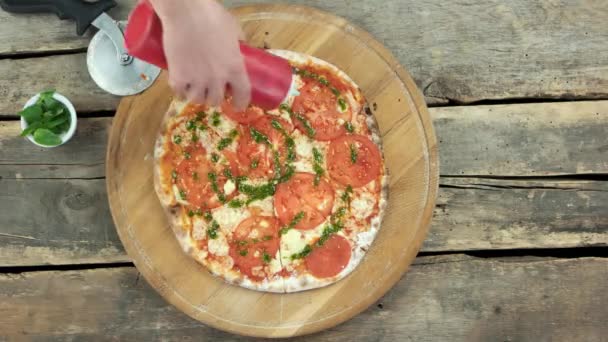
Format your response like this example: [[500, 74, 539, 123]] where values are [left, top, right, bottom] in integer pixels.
[[106, 4, 438, 338]]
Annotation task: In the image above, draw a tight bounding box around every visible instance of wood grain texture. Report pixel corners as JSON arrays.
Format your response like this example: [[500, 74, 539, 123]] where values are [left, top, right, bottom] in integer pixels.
[[106, 5, 438, 337], [1, 177, 605, 267], [427, 178, 608, 252], [1, 0, 607, 105], [1, 256, 606, 341], [0, 3, 135, 55], [0, 118, 109, 179], [2, 100, 606, 178], [434, 101, 608, 176], [0, 54, 120, 116], [1, 99, 607, 265], [0, 179, 125, 267]]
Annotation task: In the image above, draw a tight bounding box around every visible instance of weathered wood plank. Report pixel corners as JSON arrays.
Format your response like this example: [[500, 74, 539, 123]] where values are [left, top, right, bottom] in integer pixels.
[[0, 256, 606, 340], [1, 177, 605, 266], [0, 3, 135, 55], [0, 118, 109, 179], [1, 0, 607, 105], [0, 179, 125, 266], [0, 99, 606, 265], [0, 55, 120, 116], [426, 178, 608, 252], [434, 101, 608, 176], [2, 101, 606, 178]]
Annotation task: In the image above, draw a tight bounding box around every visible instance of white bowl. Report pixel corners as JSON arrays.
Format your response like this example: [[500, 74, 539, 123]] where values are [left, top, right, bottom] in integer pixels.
[[20, 92, 77, 148]]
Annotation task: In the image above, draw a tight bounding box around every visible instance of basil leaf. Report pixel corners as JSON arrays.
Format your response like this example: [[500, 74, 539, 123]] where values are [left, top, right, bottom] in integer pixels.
[[18, 105, 43, 124], [46, 115, 68, 128], [51, 121, 70, 134], [20, 122, 42, 137], [39, 89, 56, 101], [33, 128, 62, 146], [39, 92, 60, 109], [43, 107, 65, 120]]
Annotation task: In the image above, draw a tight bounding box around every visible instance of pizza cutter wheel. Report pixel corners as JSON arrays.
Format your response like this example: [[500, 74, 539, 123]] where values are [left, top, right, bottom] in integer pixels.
[[0, 0, 160, 96]]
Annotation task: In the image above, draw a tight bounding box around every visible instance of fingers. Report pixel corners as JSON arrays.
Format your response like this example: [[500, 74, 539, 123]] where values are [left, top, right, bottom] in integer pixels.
[[206, 78, 225, 107], [187, 84, 207, 104], [229, 69, 251, 111], [168, 77, 191, 101]]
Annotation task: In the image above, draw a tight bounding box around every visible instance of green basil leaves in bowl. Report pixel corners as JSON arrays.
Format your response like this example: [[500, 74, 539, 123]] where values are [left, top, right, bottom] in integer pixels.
[[19, 90, 77, 148]]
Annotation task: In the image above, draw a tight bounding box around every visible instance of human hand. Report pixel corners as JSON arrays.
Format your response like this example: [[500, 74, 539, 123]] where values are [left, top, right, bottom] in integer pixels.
[[149, 0, 251, 109]]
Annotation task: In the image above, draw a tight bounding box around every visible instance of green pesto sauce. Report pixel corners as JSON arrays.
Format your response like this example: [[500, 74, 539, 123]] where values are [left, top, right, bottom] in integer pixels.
[[344, 121, 354, 133], [210, 153, 220, 163], [228, 199, 243, 208], [250, 127, 271, 145], [290, 244, 312, 260], [349, 143, 358, 164], [207, 172, 226, 203], [279, 211, 305, 236], [211, 111, 221, 126], [217, 129, 238, 151], [207, 220, 219, 239], [312, 147, 324, 185], [280, 104, 316, 138]]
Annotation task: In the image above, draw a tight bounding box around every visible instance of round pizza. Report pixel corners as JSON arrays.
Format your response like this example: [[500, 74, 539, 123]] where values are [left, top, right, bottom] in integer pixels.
[[154, 50, 388, 293]]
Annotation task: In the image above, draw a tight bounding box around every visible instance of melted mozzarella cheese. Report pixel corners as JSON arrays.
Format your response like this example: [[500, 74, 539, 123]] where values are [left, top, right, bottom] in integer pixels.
[[197, 129, 214, 150], [212, 205, 250, 232], [292, 131, 328, 173], [191, 218, 207, 240], [294, 133, 314, 157], [209, 109, 237, 136], [204, 110, 238, 152], [351, 191, 376, 220], [293, 160, 314, 173], [208, 232, 229, 256], [248, 196, 274, 215], [268, 251, 282, 274], [223, 180, 236, 195], [280, 220, 328, 265], [280, 229, 308, 265]]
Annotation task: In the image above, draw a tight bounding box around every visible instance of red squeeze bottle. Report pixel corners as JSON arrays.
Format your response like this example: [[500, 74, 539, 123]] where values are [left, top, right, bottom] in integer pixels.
[[124, 0, 293, 110]]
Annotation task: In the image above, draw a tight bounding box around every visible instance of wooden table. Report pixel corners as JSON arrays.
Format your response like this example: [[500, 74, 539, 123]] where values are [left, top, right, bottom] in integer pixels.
[[1, 1, 606, 340]]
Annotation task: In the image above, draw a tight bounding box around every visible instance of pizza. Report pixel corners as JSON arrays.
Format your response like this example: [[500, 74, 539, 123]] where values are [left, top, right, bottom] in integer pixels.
[[154, 50, 388, 293]]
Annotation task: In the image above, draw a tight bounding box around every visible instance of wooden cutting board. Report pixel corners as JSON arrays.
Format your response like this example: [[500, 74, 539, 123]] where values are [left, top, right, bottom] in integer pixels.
[[106, 4, 438, 338]]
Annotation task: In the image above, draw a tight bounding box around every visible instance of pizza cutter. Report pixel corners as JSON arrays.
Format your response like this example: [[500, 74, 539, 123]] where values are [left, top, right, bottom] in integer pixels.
[[0, 0, 161, 96], [124, 0, 294, 109]]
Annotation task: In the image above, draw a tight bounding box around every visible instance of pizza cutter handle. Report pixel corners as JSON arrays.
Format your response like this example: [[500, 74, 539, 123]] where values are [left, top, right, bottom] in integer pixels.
[[0, 0, 117, 36]]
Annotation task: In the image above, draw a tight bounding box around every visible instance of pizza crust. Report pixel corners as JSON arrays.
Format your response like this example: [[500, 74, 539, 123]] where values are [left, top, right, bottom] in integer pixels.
[[153, 50, 388, 293]]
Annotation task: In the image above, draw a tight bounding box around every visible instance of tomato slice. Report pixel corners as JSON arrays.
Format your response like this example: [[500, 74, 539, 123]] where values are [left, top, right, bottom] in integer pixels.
[[327, 134, 382, 188], [274, 172, 335, 230], [305, 234, 352, 278], [175, 147, 237, 209], [221, 98, 264, 124], [229, 216, 280, 279], [292, 81, 351, 141], [236, 116, 293, 178]]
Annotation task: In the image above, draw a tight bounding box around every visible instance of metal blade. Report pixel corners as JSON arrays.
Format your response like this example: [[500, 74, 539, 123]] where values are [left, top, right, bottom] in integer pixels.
[[87, 19, 160, 96]]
